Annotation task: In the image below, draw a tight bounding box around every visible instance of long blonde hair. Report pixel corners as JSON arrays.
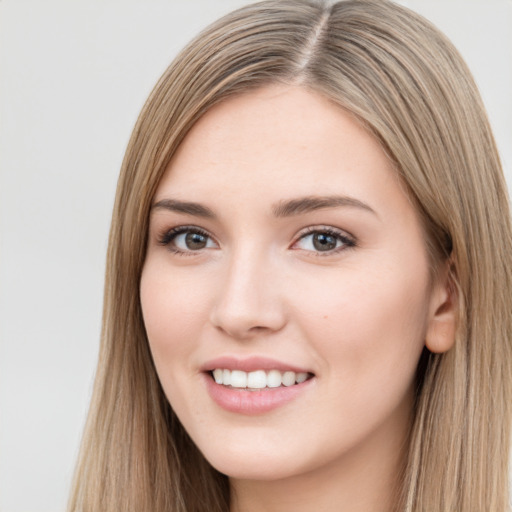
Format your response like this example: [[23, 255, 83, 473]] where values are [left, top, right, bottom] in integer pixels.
[[68, 1, 512, 510]]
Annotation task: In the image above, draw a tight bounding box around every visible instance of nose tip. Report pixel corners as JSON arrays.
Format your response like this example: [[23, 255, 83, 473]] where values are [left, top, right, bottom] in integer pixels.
[[211, 295, 286, 340], [209, 259, 287, 340]]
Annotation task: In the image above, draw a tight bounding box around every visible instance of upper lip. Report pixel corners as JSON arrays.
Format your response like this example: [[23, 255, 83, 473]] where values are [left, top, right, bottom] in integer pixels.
[[200, 356, 312, 374]]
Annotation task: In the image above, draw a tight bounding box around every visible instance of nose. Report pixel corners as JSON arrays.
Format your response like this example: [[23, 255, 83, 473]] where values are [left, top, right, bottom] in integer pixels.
[[209, 247, 287, 340]]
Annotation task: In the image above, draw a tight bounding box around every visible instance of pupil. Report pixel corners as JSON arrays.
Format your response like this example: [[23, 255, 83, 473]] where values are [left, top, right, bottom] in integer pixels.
[[185, 232, 207, 250], [313, 233, 337, 251]]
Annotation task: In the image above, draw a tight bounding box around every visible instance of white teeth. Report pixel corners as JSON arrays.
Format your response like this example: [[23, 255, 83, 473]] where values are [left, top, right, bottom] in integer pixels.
[[230, 370, 247, 388], [247, 370, 267, 389], [267, 369, 282, 388], [211, 369, 310, 389], [296, 372, 308, 383], [282, 371, 296, 387], [213, 368, 223, 384]]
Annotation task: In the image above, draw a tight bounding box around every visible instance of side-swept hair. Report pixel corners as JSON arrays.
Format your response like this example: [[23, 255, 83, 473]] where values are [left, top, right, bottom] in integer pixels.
[[68, 1, 512, 511]]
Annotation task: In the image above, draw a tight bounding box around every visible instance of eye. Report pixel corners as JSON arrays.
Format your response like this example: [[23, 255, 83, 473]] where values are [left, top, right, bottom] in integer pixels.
[[158, 226, 217, 254], [293, 227, 355, 254]]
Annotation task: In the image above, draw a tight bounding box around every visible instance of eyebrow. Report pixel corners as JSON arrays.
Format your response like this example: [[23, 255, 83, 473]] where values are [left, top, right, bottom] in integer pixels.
[[151, 195, 377, 219], [152, 198, 216, 218], [272, 195, 377, 217]]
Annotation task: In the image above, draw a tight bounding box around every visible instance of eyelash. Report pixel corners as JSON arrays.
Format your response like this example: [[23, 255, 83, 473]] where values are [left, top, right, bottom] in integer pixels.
[[156, 225, 356, 256], [157, 225, 214, 256], [294, 226, 356, 256]]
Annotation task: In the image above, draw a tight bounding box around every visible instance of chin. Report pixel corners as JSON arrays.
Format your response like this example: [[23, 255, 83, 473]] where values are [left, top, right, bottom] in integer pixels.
[[212, 460, 301, 482], [200, 443, 307, 481]]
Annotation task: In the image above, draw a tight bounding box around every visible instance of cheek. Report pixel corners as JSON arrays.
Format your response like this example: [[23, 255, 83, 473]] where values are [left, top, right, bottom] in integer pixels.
[[140, 262, 213, 422], [291, 260, 430, 381], [140, 263, 209, 369]]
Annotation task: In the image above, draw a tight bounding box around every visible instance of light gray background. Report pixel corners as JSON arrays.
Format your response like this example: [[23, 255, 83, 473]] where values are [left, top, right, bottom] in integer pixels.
[[1, 1, 511, 511]]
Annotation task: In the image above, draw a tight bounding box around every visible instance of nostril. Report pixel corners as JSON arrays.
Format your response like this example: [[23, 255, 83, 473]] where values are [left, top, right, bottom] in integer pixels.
[[209, 272, 287, 339], [213, 322, 282, 341]]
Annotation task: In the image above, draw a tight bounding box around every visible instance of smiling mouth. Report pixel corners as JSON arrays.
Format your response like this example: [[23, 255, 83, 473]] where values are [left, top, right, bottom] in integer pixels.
[[210, 369, 314, 390]]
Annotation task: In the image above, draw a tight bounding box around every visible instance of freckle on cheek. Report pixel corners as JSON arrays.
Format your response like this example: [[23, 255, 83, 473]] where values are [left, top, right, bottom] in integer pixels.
[[323, 315, 329, 320]]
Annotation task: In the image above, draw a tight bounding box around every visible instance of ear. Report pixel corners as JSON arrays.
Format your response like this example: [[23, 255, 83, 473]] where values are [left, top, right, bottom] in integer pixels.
[[425, 260, 457, 354]]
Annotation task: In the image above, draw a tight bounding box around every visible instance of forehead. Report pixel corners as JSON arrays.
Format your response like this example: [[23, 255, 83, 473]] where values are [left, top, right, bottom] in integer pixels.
[[154, 85, 408, 220]]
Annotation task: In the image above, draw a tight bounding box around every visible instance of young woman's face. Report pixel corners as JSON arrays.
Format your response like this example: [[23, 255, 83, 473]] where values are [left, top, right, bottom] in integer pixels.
[[141, 85, 446, 482]]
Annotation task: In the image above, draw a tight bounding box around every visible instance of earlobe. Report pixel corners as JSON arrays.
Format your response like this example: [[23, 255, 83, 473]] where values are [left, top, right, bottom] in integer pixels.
[[425, 262, 457, 354]]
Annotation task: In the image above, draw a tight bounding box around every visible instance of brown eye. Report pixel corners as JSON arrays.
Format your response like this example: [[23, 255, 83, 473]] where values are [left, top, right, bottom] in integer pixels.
[[185, 232, 208, 250], [160, 227, 217, 253], [293, 228, 355, 254], [312, 233, 338, 251]]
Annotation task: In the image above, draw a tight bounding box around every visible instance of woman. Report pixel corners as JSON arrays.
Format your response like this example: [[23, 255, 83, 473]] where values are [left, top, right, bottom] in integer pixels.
[[67, 1, 512, 511]]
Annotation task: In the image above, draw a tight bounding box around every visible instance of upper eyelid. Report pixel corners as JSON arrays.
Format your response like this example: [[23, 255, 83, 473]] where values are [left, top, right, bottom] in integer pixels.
[[158, 224, 212, 236], [157, 225, 217, 246], [291, 226, 357, 254], [294, 225, 356, 241]]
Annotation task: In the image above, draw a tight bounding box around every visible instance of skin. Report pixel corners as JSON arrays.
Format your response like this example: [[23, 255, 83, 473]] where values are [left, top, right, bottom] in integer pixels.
[[140, 85, 454, 512]]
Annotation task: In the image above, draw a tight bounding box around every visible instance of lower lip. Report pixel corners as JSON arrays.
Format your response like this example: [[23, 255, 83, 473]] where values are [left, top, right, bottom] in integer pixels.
[[203, 373, 314, 415]]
